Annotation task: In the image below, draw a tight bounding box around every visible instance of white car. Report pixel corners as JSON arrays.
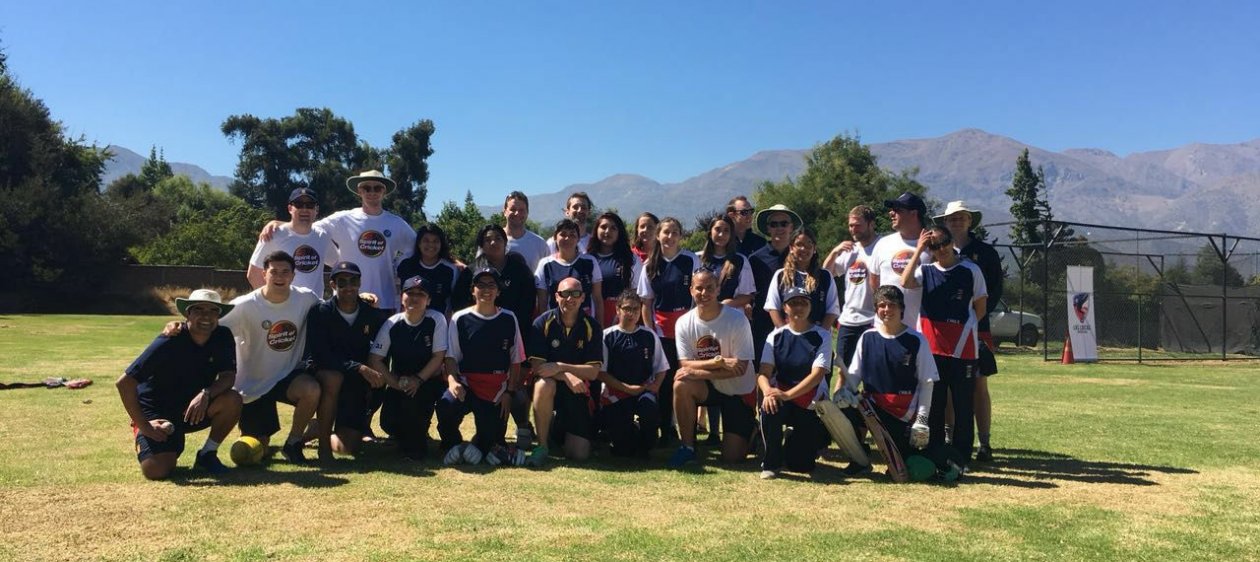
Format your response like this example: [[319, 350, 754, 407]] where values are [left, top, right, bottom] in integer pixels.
[[989, 300, 1043, 347]]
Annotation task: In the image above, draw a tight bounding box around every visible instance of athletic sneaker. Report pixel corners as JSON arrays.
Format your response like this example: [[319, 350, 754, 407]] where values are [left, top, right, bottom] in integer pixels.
[[759, 470, 777, 480], [842, 462, 872, 476], [516, 427, 534, 448], [281, 440, 306, 464], [528, 445, 549, 468], [938, 460, 962, 483], [667, 446, 696, 468], [194, 451, 230, 475], [975, 445, 993, 462]]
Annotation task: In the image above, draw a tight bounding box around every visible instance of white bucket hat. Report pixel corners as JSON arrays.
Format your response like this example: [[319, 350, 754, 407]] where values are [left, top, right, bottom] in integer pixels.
[[934, 200, 982, 228], [345, 170, 397, 195], [175, 289, 234, 318]]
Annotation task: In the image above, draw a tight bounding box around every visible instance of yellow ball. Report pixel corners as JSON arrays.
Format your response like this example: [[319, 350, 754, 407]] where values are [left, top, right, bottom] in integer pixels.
[[230, 436, 265, 466]]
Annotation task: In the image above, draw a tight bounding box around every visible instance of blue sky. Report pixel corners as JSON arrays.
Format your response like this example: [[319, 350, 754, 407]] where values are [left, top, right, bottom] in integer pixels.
[[3, 1, 1257, 208]]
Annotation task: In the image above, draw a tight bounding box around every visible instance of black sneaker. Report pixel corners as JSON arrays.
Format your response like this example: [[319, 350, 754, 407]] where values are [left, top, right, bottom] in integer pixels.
[[194, 451, 231, 475], [281, 440, 307, 463], [975, 445, 993, 462]]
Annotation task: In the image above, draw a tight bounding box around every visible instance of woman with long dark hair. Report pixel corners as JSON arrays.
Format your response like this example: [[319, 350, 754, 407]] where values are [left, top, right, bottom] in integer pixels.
[[631, 212, 659, 262], [397, 223, 462, 317], [636, 217, 698, 444], [764, 228, 839, 329], [586, 212, 642, 326], [697, 215, 755, 309]]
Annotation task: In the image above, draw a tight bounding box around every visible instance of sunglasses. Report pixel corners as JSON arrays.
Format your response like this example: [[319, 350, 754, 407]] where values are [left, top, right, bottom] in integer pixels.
[[290, 201, 318, 209], [731, 209, 755, 217], [334, 277, 361, 288], [768, 220, 792, 228], [358, 184, 386, 193], [557, 289, 584, 299]]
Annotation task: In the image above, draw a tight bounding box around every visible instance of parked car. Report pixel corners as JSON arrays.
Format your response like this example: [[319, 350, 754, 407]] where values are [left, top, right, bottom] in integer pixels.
[[989, 300, 1043, 347]]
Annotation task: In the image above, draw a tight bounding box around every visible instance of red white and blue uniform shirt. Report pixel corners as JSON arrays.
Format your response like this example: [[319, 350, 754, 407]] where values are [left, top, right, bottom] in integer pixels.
[[831, 242, 877, 327], [535, 253, 603, 316], [447, 308, 525, 402], [370, 309, 449, 375], [316, 209, 416, 310], [675, 305, 757, 397], [913, 260, 987, 359], [396, 258, 460, 317], [601, 325, 670, 404], [591, 252, 643, 325], [869, 233, 931, 327], [636, 249, 700, 339], [698, 252, 755, 302], [760, 325, 832, 409], [249, 225, 338, 295], [846, 327, 939, 421], [527, 309, 604, 395], [764, 269, 841, 326]]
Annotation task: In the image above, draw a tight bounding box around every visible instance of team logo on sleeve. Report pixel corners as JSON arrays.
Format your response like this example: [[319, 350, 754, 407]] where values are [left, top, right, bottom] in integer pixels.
[[695, 334, 721, 360], [847, 260, 868, 285], [890, 249, 914, 275], [265, 320, 299, 351], [292, 245, 320, 273], [358, 231, 387, 257]]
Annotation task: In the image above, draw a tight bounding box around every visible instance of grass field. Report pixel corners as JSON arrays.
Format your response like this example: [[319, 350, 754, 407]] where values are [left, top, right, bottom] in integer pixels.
[[1, 314, 1258, 562]]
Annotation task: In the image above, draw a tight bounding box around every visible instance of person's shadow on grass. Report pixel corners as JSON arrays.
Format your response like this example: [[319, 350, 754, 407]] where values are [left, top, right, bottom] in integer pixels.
[[964, 448, 1197, 487]]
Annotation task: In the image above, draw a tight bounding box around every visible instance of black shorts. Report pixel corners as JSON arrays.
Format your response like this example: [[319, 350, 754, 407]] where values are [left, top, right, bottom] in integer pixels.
[[978, 338, 998, 376], [698, 381, 756, 441], [335, 372, 371, 434], [550, 384, 594, 441], [240, 369, 309, 438], [836, 323, 872, 368], [134, 418, 211, 462]]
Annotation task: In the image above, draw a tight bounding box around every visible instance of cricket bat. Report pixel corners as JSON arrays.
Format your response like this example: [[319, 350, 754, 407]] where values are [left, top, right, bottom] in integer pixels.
[[814, 399, 870, 466], [857, 395, 908, 483]]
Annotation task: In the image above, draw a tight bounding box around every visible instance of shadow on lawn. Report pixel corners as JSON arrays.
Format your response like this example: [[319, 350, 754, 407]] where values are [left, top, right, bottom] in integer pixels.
[[965, 448, 1197, 487]]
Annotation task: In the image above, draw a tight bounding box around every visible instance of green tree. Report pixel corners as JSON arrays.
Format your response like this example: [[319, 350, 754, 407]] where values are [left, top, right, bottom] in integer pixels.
[[754, 133, 927, 243], [139, 145, 173, 187], [434, 191, 489, 262], [1191, 244, 1245, 287], [222, 108, 435, 222], [1006, 148, 1053, 250], [0, 46, 136, 295], [131, 176, 272, 269]]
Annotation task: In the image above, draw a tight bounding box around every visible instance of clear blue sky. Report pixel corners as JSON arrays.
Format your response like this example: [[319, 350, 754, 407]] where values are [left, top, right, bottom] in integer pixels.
[[4, 1, 1258, 209]]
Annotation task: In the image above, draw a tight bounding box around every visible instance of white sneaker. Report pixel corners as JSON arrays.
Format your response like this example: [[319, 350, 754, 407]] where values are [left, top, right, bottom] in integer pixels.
[[759, 470, 777, 480]]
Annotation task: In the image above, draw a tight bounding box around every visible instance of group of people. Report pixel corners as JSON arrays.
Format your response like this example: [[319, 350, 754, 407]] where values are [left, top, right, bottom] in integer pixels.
[[118, 169, 1004, 482]]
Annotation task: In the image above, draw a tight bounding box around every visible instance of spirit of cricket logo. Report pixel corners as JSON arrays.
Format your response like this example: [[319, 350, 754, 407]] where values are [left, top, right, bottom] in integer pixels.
[[357, 230, 387, 257]]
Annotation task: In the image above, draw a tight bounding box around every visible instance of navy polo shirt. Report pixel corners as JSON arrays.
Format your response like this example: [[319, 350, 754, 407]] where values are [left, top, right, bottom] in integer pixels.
[[125, 327, 236, 420]]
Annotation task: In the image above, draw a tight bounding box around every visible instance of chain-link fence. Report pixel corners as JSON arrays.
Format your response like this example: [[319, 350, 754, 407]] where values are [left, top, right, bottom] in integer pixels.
[[988, 220, 1260, 362]]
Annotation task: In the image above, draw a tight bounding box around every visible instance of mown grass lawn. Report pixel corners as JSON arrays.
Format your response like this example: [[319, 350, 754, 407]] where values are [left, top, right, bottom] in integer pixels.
[[0, 314, 1257, 562]]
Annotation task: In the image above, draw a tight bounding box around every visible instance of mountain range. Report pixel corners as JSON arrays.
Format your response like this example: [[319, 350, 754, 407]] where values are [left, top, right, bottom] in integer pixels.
[[101, 129, 1260, 239]]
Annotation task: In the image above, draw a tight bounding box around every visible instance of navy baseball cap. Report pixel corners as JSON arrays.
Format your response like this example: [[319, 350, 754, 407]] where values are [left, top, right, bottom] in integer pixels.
[[783, 286, 811, 303], [884, 192, 926, 211], [288, 187, 318, 204], [471, 266, 501, 284], [329, 261, 361, 278], [402, 276, 432, 294]]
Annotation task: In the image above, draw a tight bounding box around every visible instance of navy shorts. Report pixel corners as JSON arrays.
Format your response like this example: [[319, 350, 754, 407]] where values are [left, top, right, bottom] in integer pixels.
[[134, 417, 211, 462], [698, 381, 756, 441], [550, 384, 594, 441], [335, 372, 371, 434], [240, 369, 309, 438], [978, 337, 998, 377]]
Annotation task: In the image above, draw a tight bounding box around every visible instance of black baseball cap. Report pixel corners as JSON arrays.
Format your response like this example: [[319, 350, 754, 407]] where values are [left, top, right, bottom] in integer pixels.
[[288, 187, 318, 204], [471, 267, 501, 284], [329, 261, 361, 278], [402, 276, 432, 294]]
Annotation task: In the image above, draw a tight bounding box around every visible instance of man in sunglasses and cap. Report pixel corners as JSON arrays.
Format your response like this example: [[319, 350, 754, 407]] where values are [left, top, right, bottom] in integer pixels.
[[869, 192, 933, 327], [248, 188, 339, 295], [305, 261, 389, 459], [260, 170, 416, 311], [118, 289, 243, 479]]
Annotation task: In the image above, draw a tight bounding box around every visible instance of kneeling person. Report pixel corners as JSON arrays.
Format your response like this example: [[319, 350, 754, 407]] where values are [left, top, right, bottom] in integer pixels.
[[118, 289, 243, 479], [756, 287, 831, 479], [670, 268, 758, 467], [599, 290, 669, 458], [368, 276, 449, 459], [528, 277, 605, 465]]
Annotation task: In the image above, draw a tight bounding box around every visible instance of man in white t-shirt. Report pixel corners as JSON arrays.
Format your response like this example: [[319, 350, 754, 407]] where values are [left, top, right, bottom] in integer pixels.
[[823, 204, 879, 367], [669, 269, 757, 468], [545, 191, 593, 254], [869, 192, 932, 327], [503, 191, 549, 272], [220, 251, 322, 463], [248, 188, 338, 295], [260, 170, 416, 311]]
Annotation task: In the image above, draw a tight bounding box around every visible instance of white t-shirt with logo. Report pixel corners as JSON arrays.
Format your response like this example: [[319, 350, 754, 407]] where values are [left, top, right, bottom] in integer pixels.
[[249, 225, 338, 295], [831, 242, 876, 327], [674, 305, 756, 396], [869, 233, 931, 327], [316, 209, 416, 310], [219, 287, 320, 403]]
